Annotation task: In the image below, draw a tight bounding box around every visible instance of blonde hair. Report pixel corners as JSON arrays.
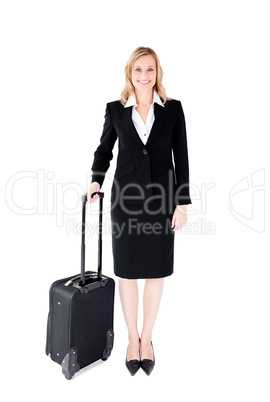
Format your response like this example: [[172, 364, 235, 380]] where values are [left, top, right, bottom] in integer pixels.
[[120, 46, 170, 106]]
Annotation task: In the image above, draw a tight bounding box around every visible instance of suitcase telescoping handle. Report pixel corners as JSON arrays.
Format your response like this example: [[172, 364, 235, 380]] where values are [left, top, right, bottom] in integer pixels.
[[81, 192, 104, 285]]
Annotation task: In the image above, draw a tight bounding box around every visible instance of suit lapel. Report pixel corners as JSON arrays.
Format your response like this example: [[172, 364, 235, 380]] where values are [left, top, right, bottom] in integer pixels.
[[146, 103, 167, 146], [122, 102, 167, 148]]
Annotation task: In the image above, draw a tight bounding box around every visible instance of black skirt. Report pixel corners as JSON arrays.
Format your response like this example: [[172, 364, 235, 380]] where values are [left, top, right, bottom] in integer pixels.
[[110, 200, 175, 279]]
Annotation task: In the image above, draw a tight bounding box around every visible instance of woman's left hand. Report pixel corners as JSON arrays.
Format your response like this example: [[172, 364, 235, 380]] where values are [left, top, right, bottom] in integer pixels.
[[171, 205, 188, 232]]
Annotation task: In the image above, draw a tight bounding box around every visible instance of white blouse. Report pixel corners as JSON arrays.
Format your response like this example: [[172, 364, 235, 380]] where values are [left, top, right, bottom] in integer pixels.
[[124, 90, 164, 145]]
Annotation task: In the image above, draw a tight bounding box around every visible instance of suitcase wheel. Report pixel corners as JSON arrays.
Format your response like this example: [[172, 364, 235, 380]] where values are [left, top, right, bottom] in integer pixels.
[[61, 347, 80, 380], [102, 329, 114, 361]]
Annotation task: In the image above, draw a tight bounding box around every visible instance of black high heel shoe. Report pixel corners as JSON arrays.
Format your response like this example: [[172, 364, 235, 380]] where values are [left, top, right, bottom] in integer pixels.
[[141, 341, 155, 376], [125, 339, 141, 376]]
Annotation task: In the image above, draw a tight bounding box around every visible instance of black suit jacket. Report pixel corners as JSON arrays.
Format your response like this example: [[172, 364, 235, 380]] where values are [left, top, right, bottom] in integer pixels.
[[91, 99, 192, 209]]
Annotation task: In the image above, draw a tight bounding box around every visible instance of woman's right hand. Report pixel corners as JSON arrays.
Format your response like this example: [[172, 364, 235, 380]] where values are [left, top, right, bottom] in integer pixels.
[[86, 181, 101, 204]]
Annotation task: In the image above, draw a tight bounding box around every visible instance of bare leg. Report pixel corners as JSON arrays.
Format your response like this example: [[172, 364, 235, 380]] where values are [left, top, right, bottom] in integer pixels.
[[119, 278, 140, 361], [140, 278, 164, 360]]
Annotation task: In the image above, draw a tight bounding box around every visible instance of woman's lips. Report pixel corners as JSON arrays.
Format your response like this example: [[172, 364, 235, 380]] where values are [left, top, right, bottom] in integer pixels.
[[138, 80, 151, 85]]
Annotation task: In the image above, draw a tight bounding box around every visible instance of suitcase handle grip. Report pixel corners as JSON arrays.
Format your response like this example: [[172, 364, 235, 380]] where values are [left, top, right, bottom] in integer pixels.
[[81, 192, 104, 285], [81, 192, 104, 203]]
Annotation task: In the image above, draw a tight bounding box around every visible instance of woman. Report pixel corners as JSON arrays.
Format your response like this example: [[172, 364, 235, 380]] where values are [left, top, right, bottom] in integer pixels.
[[87, 46, 192, 376]]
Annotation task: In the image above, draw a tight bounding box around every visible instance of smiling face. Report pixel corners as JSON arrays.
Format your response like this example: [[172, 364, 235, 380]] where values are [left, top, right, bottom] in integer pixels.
[[131, 55, 157, 95]]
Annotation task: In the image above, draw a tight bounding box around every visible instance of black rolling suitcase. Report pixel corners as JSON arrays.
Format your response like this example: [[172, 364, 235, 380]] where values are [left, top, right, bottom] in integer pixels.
[[45, 192, 115, 379]]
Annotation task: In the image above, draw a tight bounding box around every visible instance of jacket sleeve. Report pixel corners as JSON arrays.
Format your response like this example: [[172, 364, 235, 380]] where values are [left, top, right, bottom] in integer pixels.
[[91, 103, 118, 188], [172, 101, 192, 205]]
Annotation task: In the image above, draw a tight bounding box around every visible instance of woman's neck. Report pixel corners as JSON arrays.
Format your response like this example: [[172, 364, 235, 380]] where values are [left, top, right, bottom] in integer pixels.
[[135, 89, 154, 106]]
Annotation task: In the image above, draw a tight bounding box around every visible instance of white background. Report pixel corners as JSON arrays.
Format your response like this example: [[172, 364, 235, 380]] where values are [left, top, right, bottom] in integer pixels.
[[1, 1, 269, 400]]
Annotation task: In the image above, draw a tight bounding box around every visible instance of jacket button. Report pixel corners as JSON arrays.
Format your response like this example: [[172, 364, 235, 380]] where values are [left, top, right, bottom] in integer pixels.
[[142, 149, 148, 155]]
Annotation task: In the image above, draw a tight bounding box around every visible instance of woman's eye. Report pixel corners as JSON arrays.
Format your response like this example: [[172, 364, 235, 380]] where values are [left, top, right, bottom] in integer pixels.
[[134, 67, 154, 72]]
